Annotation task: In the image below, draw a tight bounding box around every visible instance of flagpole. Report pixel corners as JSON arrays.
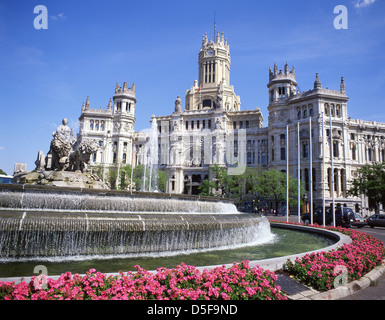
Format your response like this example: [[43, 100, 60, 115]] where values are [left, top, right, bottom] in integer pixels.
[[214, 12, 216, 40], [298, 121, 301, 223], [322, 112, 326, 227], [286, 124, 289, 223], [310, 116, 313, 225], [329, 105, 335, 226]]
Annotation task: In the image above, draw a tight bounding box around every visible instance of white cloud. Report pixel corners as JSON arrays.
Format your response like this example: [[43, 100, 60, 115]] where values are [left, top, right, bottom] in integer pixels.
[[50, 12, 66, 20], [0, 147, 5, 151], [354, 0, 376, 8]]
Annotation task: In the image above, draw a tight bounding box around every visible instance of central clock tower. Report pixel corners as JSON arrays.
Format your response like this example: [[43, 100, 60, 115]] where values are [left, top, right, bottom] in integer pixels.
[[185, 31, 240, 112], [198, 31, 231, 88]]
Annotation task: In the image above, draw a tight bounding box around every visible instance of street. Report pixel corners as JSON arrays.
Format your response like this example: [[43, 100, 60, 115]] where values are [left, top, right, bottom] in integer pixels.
[[339, 224, 385, 300]]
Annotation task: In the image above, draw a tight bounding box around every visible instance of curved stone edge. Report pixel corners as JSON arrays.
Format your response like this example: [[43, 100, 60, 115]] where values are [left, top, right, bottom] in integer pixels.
[[299, 260, 385, 300], [193, 223, 352, 272]]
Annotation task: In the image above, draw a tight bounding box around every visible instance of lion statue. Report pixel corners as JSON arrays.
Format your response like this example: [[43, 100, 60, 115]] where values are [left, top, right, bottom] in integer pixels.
[[69, 139, 100, 173]]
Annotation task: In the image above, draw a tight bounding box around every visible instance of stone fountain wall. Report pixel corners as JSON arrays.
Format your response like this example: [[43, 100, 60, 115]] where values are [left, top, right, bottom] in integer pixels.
[[0, 184, 270, 259]]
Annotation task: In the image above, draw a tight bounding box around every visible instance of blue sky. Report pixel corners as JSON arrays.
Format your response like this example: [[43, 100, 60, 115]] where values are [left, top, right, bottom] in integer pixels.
[[0, 0, 384, 175]]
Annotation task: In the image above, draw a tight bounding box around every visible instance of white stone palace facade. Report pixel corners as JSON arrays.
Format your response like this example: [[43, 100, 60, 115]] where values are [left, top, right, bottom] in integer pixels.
[[78, 31, 385, 215]]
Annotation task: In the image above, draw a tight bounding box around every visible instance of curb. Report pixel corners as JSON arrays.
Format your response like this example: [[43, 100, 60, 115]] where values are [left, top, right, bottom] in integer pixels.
[[289, 261, 385, 300]]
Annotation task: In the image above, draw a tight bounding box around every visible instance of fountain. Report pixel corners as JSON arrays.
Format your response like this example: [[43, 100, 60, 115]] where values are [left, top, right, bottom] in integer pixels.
[[0, 184, 271, 259], [12, 118, 107, 190], [0, 117, 272, 262]]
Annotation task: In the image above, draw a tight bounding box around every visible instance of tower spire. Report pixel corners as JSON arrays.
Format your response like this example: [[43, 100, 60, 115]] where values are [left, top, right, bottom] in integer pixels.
[[284, 61, 289, 75], [340, 77, 346, 94], [314, 73, 322, 90]]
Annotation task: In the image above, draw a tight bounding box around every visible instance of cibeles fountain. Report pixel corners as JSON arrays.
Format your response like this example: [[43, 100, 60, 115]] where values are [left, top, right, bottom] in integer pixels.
[[13, 118, 106, 189], [0, 118, 272, 260]]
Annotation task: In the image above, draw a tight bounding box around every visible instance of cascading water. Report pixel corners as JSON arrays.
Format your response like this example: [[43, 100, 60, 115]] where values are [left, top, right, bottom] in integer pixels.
[[0, 184, 274, 260]]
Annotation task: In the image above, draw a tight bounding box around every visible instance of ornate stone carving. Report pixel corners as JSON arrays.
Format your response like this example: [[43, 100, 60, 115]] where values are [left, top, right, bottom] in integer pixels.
[[46, 118, 100, 173], [69, 139, 100, 173]]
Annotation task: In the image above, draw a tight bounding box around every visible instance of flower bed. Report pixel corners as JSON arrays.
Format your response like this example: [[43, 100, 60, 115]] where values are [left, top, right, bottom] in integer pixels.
[[274, 222, 385, 292], [0, 261, 287, 300], [1, 222, 383, 299]]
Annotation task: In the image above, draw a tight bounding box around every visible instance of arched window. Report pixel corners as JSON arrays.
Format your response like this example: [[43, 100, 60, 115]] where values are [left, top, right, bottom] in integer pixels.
[[202, 99, 217, 109]]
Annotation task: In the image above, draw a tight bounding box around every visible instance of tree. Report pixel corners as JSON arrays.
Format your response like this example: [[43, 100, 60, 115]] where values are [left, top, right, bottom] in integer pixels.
[[199, 166, 304, 213], [252, 169, 305, 212], [198, 179, 216, 196], [107, 166, 119, 190], [348, 162, 385, 214], [0, 169, 7, 176]]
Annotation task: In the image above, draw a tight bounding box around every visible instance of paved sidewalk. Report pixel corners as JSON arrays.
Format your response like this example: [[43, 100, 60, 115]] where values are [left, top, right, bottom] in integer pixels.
[[265, 214, 385, 300]]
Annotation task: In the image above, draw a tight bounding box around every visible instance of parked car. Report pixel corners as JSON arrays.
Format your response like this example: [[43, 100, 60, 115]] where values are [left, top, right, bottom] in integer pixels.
[[350, 213, 367, 228], [301, 206, 355, 227], [301, 207, 323, 225], [367, 214, 385, 228]]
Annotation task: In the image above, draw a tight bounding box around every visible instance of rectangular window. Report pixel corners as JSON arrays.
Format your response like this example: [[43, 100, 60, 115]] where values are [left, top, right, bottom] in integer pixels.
[[247, 152, 252, 165], [186, 121, 188, 130], [234, 140, 238, 157], [261, 152, 267, 165], [246, 121, 250, 128]]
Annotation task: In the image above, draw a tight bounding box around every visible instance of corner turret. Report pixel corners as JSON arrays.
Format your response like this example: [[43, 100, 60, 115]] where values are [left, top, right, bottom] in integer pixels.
[[113, 81, 137, 114], [268, 62, 297, 103]]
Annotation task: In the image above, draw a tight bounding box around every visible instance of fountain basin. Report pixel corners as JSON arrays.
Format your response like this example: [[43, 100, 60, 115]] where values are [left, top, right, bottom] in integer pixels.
[[0, 184, 269, 259]]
